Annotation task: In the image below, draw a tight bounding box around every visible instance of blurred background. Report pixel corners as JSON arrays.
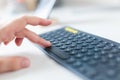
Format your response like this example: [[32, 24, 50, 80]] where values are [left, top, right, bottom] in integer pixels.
[[0, 0, 120, 26]]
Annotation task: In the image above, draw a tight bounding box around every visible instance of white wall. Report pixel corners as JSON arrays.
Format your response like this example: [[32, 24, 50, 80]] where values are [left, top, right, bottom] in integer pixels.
[[62, 0, 120, 6]]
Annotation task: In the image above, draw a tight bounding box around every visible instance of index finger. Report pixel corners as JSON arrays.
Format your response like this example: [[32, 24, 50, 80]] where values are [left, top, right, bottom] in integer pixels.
[[20, 16, 52, 26], [16, 16, 52, 26], [6, 16, 52, 33]]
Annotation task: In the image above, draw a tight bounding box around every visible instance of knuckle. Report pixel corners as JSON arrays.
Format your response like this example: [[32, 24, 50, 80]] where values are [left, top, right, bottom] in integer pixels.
[[20, 16, 29, 23], [21, 15, 28, 20]]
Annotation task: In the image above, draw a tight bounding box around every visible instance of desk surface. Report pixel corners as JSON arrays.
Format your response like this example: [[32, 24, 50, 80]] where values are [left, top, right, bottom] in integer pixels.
[[1, 6, 120, 80]]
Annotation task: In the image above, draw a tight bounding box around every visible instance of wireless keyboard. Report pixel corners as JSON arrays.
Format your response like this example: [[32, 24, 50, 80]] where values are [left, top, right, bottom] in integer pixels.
[[38, 27, 120, 80]]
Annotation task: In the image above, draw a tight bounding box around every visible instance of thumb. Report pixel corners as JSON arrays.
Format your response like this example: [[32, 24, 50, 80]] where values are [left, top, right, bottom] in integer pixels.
[[0, 56, 30, 73]]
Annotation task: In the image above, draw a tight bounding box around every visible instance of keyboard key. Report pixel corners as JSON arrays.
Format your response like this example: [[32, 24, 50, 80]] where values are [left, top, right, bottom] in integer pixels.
[[103, 46, 112, 50], [100, 56, 108, 63], [81, 48, 88, 53], [69, 50, 77, 55], [88, 60, 97, 66], [73, 61, 82, 67], [91, 41, 99, 45], [86, 68, 98, 79], [87, 52, 94, 56], [82, 56, 90, 62], [94, 48, 101, 52], [66, 57, 76, 63], [75, 53, 84, 58], [101, 51, 107, 55], [108, 53, 115, 59], [87, 45, 94, 49], [107, 61, 117, 68], [46, 46, 70, 59], [111, 49, 119, 53], [106, 69, 117, 78], [93, 54, 100, 60]]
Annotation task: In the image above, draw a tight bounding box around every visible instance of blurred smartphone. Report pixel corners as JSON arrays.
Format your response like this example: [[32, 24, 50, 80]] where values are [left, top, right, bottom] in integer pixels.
[[34, 0, 56, 19]]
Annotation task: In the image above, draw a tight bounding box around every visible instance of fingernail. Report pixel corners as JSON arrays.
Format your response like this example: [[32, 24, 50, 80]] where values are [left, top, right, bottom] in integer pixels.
[[46, 20, 52, 23], [4, 41, 9, 45], [21, 58, 30, 68], [46, 41, 51, 46]]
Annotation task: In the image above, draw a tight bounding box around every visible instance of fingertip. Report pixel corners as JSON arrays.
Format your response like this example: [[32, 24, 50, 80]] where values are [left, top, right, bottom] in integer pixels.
[[38, 41, 52, 48], [21, 57, 30, 68], [45, 41, 52, 47], [4, 41, 9, 45], [12, 56, 30, 70], [47, 20, 52, 23], [39, 19, 52, 26], [15, 38, 24, 46]]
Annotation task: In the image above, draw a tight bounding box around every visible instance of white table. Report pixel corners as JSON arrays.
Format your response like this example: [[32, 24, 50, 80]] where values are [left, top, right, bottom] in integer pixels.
[[0, 6, 120, 80]]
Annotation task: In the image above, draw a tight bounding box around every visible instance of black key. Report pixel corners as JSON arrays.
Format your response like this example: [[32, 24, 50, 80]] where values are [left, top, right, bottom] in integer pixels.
[[86, 39, 93, 43], [88, 60, 97, 66], [97, 43, 105, 48], [110, 43, 116, 47], [108, 53, 115, 59], [106, 69, 117, 78], [70, 43, 76, 48], [60, 45, 67, 49], [77, 41, 83, 44], [80, 37, 88, 41], [101, 51, 107, 55], [45, 46, 70, 59], [94, 48, 101, 52], [87, 52, 94, 56], [91, 41, 99, 45], [93, 54, 100, 60], [73, 61, 82, 67], [111, 48, 119, 53], [75, 53, 84, 58], [107, 61, 117, 68], [86, 68, 98, 79], [61, 39, 67, 43], [57, 37, 63, 41], [82, 56, 90, 62], [66, 57, 76, 63], [65, 41, 72, 45], [100, 56, 108, 63], [69, 50, 77, 55], [116, 57, 120, 63], [78, 67, 87, 74], [81, 48, 88, 53], [103, 46, 112, 50], [72, 38, 77, 42], [81, 43, 88, 47], [54, 43, 62, 47], [87, 45, 94, 49], [80, 33, 86, 37], [65, 47, 72, 52], [74, 46, 82, 50]]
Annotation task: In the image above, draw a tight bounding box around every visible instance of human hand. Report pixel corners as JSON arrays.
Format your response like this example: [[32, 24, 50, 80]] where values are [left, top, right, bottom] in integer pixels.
[[0, 16, 52, 47], [0, 16, 52, 73], [0, 56, 30, 73]]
